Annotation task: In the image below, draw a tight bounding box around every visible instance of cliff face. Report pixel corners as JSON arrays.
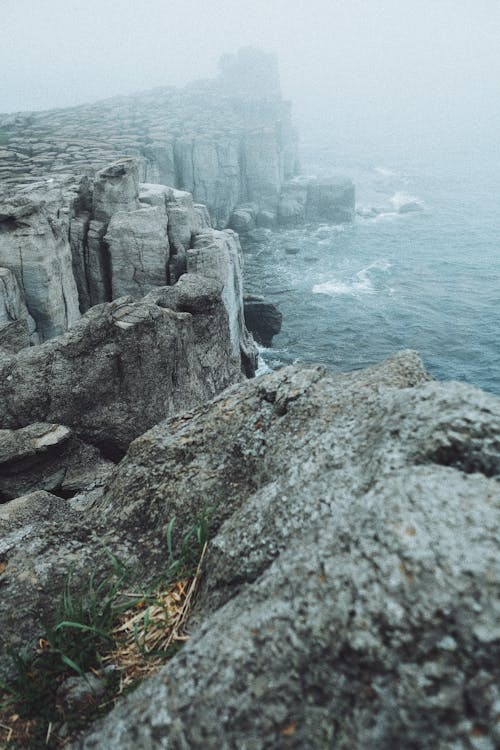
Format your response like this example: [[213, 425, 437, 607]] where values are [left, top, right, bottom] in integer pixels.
[[0, 49, 299, 230]]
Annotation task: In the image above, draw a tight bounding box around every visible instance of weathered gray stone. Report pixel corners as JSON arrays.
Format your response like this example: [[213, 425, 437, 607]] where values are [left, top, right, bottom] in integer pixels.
[[0, 184, 80, 340], [0, 267, 36, 339], [104, 205, 169, 298], [0, 318, 30, 353], [0, 490, 69, 527], [228, 207, 255, 234], [0, 422, 112, 501], [69, 351, 499, 750], [91, 159, 140, 223], [188, 229, 257, 374], [0, 289, 242, 456], [243, 294, 282, 346]]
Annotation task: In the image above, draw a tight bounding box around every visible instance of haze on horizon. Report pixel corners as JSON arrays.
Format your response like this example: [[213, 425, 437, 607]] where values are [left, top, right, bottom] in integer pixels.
[[1, 0, 499, 160]]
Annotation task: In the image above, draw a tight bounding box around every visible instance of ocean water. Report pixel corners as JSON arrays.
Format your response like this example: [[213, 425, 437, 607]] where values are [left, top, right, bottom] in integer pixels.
[[244, 142, 500, 395]]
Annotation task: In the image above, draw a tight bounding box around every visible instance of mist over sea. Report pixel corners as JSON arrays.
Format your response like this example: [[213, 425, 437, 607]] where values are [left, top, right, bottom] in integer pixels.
[[245, 136, 500, 395]]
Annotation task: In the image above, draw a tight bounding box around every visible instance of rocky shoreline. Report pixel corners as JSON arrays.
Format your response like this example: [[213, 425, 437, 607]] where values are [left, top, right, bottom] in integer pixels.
[[0, 49, 498, 749]]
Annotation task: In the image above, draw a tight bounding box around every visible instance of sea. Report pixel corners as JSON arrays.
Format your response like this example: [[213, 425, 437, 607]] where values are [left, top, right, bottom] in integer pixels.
[[244, 136, 500, 395]]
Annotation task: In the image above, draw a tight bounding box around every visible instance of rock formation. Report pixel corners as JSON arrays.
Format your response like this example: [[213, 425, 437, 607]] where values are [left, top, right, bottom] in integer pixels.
[[0, 352, 498, 749], [243, 294, 282, 346], [0, 275, 242, 457]]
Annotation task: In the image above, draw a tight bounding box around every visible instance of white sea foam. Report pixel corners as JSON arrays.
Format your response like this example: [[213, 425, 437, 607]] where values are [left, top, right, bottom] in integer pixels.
[[390, 191, 423, 211], [312, 260, 391, 297]]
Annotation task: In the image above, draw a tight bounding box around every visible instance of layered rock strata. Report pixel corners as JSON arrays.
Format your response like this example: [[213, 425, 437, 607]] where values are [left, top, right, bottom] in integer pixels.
[[0, 157, 256, 379], [0, 49, 299, 230], [0, 352, 498, 748]]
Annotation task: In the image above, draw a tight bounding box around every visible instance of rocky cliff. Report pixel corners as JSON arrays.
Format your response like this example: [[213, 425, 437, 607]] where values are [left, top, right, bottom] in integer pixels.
[[0, 352, 498, 749], [0, 47, 354, 353], [0, 48, 300, 229]]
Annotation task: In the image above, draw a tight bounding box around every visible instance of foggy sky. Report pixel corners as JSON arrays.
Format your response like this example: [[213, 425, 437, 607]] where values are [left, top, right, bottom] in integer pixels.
[[1, 0, 499, 156]]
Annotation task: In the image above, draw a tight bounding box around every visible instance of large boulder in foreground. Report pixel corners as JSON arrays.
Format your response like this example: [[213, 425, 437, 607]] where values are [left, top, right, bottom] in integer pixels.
[[70, 351, 500, 749]]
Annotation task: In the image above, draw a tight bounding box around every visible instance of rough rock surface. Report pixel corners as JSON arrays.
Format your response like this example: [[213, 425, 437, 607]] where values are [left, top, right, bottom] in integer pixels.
[[244, 294, 283, 346], [188, 230, 257, 374], [0, 318, 30, 353], [0, 281, 242, 456], [0, 422, 112, 501], [0, 266, 36, 340], [104, 205, 170, 299], [0, 183, 80, 340], [40, 350, 496, 750]]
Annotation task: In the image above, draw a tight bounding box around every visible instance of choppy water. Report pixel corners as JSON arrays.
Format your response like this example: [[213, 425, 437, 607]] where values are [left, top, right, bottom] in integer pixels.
[[244, 144, 500, 395]]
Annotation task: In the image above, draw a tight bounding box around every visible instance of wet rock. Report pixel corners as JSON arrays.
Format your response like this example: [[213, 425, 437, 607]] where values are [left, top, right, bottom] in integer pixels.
[[305, 177, 356, 223], [228, 208, 255, 234], [398, 200, 423, 214], [243, 295, 282, 346], [256, 209, 276, 228]]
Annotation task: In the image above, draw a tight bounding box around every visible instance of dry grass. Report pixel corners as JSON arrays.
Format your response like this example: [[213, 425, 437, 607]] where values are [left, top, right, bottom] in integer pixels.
[[105, 541, 207, 693], [0, 542, 207, 748]]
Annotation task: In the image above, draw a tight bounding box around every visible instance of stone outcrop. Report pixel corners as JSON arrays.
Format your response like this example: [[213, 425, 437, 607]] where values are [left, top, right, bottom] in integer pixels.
[[277, 176, 356, 227], [0, 423, 112, 501], [0, 183, 80, 340], [0, 157, 256, 380], [305, 177, 356, 223], [0, 277, 242, 457], [188, 230, 257, 374], [0, 267, 35, 339], [243, 294, 282, 346], [0, 49, 299, 230], [75, 352, 500, 749], [1, 352, 498, 748]]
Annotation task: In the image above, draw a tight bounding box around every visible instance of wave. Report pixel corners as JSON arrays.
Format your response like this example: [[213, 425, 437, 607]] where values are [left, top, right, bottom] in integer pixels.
[[312, 260, 391, 297], [390, 191, 424, 212]]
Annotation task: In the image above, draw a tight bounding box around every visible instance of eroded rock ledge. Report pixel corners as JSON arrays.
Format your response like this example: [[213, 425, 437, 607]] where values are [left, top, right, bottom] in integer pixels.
[[1, 351, 498, 749]]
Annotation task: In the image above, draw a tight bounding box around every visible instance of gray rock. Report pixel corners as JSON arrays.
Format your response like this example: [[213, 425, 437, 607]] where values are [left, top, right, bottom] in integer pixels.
[[0, 289, 242, 456], [92, 159, 140, 223], [277, 196, 304, 226], [188, 229, 257, 375], [70, 351, 499, 750], [228, 208, 255, 234], [256, 209, 276, 228], [104, 205, 170, 298], [305, 177, 356, 223], [0, 490, 69, 527], [0, 267, 36, 341], [399, 200, 423, 214], [56, 672, 111, 717], [0, 184, 80, 340], [0, 318, 30, 353], [243, 294, 282, 346], [0, 422, 112, 501]]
